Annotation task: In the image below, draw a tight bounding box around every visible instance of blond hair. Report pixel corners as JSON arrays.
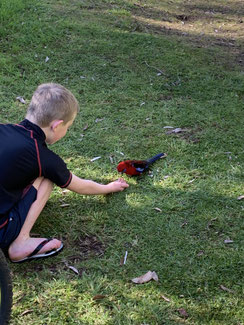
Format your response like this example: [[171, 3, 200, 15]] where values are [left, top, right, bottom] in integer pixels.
[[26, 83, 79, 127]]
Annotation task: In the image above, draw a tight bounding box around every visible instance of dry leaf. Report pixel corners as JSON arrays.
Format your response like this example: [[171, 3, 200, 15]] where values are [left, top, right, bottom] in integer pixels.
[[109, 156, 114, 164], [180, 220, 188, 227], [60, 203, 70, 208], [132, 271, 159, 284], [93, 294, 106, 300], [68, 266, 79, 275], [163, 126, 174, 129], [166, 128, 188, 134], [83, 124, 89, 131], [160, 295, 171, 302], [132, 237, 138, 246], [197, 250, 204, 257], [177, 308, 189, 318], [116, 151, 125, 156], [45, 56, 49, 63], [224, 239, 234, 244], [95, 118, 104, 123], [152, 271, 159, 281], [154, 207, 162, 212], [21, 309, 33, 317], [123, 251, 128, 265], [237, 195, 244, 200], [220, 285, 234, 293], [90, 156, 101, 162], [16, 96, 26, 104], [206, 217, 217, 230]]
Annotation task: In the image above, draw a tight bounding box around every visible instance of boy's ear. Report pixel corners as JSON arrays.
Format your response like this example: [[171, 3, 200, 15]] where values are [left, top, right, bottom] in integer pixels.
[[51, 120, 63, 131]]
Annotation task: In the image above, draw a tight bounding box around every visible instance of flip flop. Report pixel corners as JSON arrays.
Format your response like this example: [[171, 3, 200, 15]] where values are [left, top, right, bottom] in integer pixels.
[[11, 238, 64, 263]]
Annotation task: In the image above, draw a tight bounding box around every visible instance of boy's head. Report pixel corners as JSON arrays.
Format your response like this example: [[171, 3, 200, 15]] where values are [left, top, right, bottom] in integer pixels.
[[26, 83, 79, 128]]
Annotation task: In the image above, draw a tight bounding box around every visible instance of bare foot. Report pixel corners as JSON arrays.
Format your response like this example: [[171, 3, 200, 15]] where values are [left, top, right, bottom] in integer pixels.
[[8, 237, 62, 262]]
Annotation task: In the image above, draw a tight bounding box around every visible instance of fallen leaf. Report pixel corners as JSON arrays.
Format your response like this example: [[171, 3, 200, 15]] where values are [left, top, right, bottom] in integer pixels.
[[83, 124, 89, 131], [166, 128, 188, 134], [61, 189, 69, 196], [109, 156, 114, 164], [132, 271, 159, 284], [181, 220, 188, 227], [21, 309, 33, 317], [60, 203, 70, 208], [206, 217, 217, 230], [163, 126, 174, 129], [95, 118, 104, 123], [116, 151, 125, 156], [220, 285, 234, 293], [177, 308, 189, 318], [93, 294, 106, 300], [160, 295, 171, 302], [45, 56, 49, 63], [237, 195, 244, 200], [132, 238, 138, 246], [197, 250, 204, 257], [152, 271, 159, 281], [68, 266, 79, 275], [16, 96, 26, 104], [90, 156, 101, 162], [154, 207, 162, 212], [123, 251, 128, 265], [224, 239, 234, 244]]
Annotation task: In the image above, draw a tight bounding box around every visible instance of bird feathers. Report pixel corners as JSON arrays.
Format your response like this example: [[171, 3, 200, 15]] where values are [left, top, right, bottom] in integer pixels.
[[117, 153, 166, 176]]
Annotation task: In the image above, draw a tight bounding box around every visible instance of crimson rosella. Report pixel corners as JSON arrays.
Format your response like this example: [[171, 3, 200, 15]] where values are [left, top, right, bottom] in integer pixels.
[[117, 153, 167, 176]]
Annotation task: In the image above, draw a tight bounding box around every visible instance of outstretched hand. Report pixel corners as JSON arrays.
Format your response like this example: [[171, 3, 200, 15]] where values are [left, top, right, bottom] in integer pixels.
[[107, 178, 129, 193]]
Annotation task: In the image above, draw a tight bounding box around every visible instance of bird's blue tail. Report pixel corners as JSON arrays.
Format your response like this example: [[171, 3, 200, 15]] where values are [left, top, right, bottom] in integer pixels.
[[147, 153, 166, 164]]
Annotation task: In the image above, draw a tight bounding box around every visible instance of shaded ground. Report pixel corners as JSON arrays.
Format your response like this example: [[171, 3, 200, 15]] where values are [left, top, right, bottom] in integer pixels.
[[132, 0, 244, 66], [78, 0, 244, 67]]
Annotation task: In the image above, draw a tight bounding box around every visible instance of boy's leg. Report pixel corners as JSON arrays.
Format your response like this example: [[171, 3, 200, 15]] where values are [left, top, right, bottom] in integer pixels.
[[8, 177, 62, 262]]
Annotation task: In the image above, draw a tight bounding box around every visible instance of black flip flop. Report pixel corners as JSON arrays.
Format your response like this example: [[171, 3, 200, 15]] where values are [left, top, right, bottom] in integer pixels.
[[11, 238, 63, 263]]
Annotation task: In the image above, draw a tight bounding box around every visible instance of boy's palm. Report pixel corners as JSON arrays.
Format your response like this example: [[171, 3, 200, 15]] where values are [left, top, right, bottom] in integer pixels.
[[108, 178, 129, 192]]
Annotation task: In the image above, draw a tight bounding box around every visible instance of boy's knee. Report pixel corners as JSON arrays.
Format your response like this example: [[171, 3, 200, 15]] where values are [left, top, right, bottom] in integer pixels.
[[33, 177, 53, 191], [33, 177, 44, 190]]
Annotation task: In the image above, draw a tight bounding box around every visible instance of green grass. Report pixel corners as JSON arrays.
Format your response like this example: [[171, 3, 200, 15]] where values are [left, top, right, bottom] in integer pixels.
[[1, 0, 244, 324]]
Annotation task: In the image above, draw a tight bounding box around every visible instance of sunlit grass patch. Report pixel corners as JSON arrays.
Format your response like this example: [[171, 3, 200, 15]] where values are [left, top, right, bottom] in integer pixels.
[[1, 0, 243, 324]]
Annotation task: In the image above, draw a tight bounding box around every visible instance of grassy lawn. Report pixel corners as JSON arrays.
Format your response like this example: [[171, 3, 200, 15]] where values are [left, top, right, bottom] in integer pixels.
[[1, 0, 244, 324]]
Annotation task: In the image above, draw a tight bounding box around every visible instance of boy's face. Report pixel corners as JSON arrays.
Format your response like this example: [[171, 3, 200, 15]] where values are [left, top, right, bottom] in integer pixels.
[[48, 113, 76, 144]]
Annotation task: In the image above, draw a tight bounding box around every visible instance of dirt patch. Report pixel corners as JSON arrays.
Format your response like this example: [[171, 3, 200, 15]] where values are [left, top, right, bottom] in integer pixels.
[[165, 127, 202, 144], [130, 1, 244, 68], [72, 235, 105, 259]]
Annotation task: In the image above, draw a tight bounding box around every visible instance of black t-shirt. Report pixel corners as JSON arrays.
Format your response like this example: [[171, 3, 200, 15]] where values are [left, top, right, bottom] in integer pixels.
[[0, 119, 72, 217]]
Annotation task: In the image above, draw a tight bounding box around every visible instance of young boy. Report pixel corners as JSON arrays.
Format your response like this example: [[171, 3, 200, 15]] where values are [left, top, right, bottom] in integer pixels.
[[0, 83, 129, 263]]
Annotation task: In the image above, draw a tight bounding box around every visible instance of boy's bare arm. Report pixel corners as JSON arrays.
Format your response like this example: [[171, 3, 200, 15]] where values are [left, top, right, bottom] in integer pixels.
[[67, 174, 129, 195]]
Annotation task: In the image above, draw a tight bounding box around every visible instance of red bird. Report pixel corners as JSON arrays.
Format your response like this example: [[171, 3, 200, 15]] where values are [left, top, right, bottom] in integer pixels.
[[117, 153, 167, 176]]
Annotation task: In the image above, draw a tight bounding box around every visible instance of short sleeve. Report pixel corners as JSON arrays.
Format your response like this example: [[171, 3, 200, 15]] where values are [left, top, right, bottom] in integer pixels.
[[41, 149, 72, 188]]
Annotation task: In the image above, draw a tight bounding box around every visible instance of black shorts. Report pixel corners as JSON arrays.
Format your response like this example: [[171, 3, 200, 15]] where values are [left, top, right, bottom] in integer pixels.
[[0, 186, 37, 249]]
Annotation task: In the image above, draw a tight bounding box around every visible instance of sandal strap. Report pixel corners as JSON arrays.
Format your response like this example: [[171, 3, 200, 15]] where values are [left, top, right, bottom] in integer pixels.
[[27, 238, 53, 258]]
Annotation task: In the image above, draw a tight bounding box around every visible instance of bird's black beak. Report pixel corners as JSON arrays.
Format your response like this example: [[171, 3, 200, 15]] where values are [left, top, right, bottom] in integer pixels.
[[122, 168, 126, 174]]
